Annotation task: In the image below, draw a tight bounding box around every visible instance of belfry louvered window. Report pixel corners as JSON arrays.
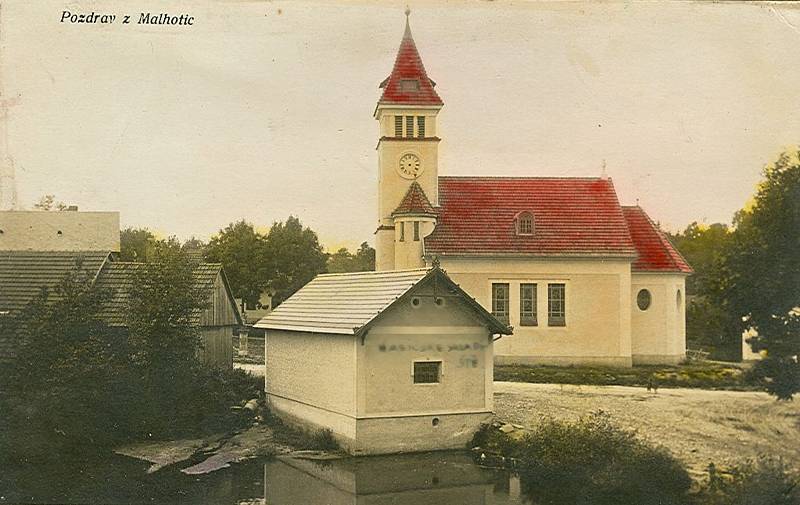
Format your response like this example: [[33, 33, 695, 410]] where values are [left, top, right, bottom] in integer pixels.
[[417, 116, 425, 138], [406, 116, 414, 137], [394, 116, 403, 137]]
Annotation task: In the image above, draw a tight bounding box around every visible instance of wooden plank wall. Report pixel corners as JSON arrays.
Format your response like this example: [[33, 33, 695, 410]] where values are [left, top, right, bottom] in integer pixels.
[[200, 326, 234, 368], [199, 274, 240, 327]]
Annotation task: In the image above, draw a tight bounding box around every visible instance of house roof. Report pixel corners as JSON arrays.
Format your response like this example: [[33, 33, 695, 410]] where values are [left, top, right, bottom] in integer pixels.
[[94, 261, 242, 326], [393, 181, 437, 216], [0, 250, 111, 316], [622, 206, 693, 274], [254, 267, 511, 336], [377, 16, 443, 107], [425, 176, 637, 257]]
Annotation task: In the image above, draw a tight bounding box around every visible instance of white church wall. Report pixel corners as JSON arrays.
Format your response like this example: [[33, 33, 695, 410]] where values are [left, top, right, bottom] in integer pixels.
[[630, 273, 687, 365], [437, 256, 634, 367]]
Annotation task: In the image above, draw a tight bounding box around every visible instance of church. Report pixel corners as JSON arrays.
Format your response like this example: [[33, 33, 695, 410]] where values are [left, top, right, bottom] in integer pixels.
[[373, 14, 692, 367]]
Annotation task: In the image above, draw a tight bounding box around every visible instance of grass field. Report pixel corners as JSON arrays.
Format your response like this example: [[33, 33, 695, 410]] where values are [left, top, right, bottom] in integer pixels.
[[494, 362, 758, 391]]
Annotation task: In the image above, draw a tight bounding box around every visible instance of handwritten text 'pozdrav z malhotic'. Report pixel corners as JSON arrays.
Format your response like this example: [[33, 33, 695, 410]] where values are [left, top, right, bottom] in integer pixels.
[[60, 11, 195, 26]]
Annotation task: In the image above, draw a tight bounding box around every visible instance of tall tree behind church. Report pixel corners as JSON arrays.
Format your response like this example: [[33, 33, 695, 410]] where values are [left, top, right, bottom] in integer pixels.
[[264, 216, 328, 307]]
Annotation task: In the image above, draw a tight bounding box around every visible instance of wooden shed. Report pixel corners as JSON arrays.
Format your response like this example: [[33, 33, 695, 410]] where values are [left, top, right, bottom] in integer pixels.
[[94, 261, 242, 368], [255, 267, 512, 455], [0, 252, 241, 368]]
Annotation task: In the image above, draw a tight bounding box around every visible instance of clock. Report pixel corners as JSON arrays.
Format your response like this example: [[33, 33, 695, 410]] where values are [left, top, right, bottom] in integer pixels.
[[397, 153, 423, 179]]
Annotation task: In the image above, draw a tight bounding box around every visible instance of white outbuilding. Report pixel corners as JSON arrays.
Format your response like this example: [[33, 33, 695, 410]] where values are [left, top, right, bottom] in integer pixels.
[[254, 267, 512, 455]]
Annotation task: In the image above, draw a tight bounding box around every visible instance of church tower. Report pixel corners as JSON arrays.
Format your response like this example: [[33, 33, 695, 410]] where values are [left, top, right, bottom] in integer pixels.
[[374, 10, 442, 271]]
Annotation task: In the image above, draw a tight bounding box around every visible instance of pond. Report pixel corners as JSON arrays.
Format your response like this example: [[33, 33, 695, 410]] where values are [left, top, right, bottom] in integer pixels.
[[1, 451, 528, 504]]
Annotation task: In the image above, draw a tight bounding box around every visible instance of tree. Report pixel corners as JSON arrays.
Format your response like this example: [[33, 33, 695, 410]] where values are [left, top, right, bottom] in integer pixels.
[[205, 221, 270, 308], [668, 223, 739, 358], [1, 259, 123, 453], [725, 150, 800, 399], [32, 194, 68, 211], [119, 227, 158, 262], [264, 216, 328, 307], [326, 242, 376, 273]]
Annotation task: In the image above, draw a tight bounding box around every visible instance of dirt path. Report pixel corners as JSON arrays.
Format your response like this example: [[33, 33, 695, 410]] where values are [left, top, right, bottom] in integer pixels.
[[493, 381, 800, 477]]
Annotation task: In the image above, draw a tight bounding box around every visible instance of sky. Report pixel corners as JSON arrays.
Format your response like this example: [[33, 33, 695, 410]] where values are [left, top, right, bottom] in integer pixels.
[[2, 0, 800, 251]]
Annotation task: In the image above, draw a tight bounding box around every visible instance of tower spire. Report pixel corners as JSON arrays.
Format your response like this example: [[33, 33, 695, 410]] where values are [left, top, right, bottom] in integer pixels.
[[377, 7, 442, 107]]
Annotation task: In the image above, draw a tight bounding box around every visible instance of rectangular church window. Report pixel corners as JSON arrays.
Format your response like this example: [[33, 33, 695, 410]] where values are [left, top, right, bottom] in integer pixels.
[[548, 283, 566, 326], [520, 283, 537, 326], [492, 283, 510, 324]]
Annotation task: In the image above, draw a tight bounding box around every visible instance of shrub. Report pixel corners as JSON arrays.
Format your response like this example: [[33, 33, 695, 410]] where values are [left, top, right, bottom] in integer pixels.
[[474, 412, 692, 505], [700, 458, 800, 505]]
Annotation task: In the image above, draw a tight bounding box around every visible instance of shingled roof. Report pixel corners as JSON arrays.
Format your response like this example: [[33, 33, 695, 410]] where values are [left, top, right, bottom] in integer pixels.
[[425, 176, 637, 257], [393, 181, 437, 216], [378, 15, 443, 107], [0, 251, 111, 316], [254, 267, 511, 336], [622, 206, 693, 274], [94, 262, 241, 327]]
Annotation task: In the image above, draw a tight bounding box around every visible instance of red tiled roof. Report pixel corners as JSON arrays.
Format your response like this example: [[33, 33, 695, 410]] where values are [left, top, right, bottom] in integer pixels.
[[622, 206, 693, 273], [425, 177, 637, 257], [393, 182, 436, 216], [378, 18, 443, 107]]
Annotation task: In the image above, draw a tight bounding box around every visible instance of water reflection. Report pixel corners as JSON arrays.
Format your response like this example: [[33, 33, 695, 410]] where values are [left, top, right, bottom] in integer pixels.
[[1, 451, 527, 504], [262, 452, 525, 505]]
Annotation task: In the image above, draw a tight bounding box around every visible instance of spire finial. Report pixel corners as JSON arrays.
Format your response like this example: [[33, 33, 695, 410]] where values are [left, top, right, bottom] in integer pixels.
[[403, 6, 412, 38]]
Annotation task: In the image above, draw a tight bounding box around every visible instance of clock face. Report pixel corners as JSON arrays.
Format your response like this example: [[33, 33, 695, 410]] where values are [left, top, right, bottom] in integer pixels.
[[397, 153, 423, 179]]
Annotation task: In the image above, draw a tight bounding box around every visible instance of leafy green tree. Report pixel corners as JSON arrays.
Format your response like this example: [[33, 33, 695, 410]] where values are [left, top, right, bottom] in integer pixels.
[[668, 223, 739, 358], [264, 216, 328, 307], [327, 242, 375, 273], [205, 221, 270, 308], [725, 150, 800, 399], [1, 259, 123, 455], [119, 227, 158, 262]]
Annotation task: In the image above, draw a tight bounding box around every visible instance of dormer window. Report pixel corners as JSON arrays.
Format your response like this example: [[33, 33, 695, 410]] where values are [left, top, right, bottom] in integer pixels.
[[516, 212, 534, 236], [400, 79, 420, 92]]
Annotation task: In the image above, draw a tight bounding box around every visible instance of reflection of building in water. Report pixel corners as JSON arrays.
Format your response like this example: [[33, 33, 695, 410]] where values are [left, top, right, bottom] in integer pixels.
[[263, 452, 503, 505]]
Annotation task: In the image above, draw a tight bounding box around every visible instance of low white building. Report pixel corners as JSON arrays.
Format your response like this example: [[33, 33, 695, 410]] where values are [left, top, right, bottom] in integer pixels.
[[255, 267, 511, 455]]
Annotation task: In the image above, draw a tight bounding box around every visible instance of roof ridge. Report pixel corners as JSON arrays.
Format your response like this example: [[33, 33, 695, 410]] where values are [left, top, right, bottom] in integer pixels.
[[317, 268, 428, 278], [438, 175, 610, 181]]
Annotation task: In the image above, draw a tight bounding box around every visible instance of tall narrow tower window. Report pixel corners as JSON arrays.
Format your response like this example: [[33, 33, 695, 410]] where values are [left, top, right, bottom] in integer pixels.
[[417, 116, 426, 138], [413, 221, 420, 241], [405, 116, 414, 137], [399, 222, 405, 242], [394, 116, 403, 137]]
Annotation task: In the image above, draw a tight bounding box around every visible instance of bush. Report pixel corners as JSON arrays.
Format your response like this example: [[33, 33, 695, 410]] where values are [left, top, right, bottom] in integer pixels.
[[473, 412, 692, 505], [700, 458, 800, 505], [0, 247, 263, 462]]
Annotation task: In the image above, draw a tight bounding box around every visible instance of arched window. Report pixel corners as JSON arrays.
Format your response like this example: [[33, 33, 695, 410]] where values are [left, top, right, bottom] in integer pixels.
[[676, 289, 682, 310], [516, 212, 534, 236]]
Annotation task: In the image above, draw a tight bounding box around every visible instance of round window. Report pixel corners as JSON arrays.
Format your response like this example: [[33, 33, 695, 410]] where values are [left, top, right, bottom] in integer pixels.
[[637, 289, 652, 311], [410, 297, 421, 308]]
